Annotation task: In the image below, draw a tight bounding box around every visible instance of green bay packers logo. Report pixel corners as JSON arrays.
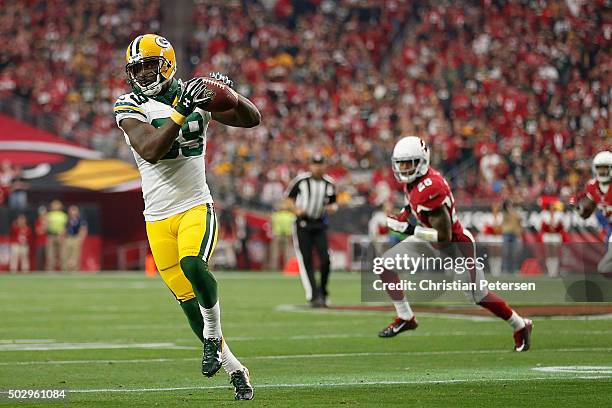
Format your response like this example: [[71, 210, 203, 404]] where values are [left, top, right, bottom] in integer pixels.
[[155, 36, 171, 48]]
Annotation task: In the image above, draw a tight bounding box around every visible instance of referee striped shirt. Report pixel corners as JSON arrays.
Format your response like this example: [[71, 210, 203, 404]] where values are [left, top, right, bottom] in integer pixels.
[[286, 173, 336, 220]]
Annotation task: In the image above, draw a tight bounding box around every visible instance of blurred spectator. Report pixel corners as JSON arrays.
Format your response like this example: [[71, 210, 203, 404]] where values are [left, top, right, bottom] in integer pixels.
[[46, 200, 67, 272], [261, 170, 286, 207], [482, 202, 503, 236], [501, 200, 523, 274], [368, 202, 396, 254], [8, 166, 28, 210], [64, 205, 88, 271], [540, 201, 565, 276], [0, 160, 14, 205], [34, 205, 48, 271], [481, 202, 504, 276], [9, 214, 31, 273], [479, 146, 503, 187], [234, 208, 251, 269], [268, 199, 296, 270]]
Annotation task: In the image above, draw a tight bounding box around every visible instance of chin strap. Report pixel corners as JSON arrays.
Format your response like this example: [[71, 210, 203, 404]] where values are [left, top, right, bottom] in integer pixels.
[[414, 226, 438, 242]]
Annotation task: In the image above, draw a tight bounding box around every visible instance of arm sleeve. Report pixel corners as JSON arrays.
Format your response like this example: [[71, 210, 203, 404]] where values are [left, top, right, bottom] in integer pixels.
[[326, 182, 336, 204], [286, 178, 301, 199], [114, 96, 147, 127], [412, 182, 450, 215]]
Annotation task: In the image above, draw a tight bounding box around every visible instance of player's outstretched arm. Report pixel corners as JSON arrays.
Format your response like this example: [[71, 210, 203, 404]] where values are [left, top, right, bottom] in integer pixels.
[[212, 94, 261, 128]]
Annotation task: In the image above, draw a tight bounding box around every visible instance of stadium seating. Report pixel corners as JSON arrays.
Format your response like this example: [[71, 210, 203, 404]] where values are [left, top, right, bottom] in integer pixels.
[[0, 0, 609, 208]]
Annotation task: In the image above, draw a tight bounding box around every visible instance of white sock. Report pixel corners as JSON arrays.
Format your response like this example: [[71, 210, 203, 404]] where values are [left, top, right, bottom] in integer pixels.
[[393, 300, 414, 320], [221, 342, 244, 374], [507, 311, 526, 331], [200, 301, 222, 338]]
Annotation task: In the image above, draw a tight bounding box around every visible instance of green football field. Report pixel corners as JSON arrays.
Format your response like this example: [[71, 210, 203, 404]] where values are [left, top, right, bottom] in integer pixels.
[[0, 272, 611, 407]]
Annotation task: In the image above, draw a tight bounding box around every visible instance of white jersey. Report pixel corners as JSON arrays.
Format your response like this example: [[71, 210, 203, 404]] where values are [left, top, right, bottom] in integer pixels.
[[114, 83, 213, 221]]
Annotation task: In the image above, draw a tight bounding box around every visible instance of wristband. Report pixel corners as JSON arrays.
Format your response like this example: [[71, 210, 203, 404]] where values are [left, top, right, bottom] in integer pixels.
[[170, 110, 186, 125], [414, 226, 438, 242]]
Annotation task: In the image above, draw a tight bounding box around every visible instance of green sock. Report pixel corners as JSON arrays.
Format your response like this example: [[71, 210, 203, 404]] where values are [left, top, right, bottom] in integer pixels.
[[180, 256, 218, 309], [179, 298, 204, 343]]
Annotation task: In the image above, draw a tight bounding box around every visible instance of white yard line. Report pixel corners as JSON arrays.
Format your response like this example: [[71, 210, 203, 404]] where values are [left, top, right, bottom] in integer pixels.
[[533, 366, 612, 374], [0, 357, 195, 366], [248, 347, 612, 360], [0, 342, 195, 352], [0, 376, 604, 395], [1, 347, 611, 366]]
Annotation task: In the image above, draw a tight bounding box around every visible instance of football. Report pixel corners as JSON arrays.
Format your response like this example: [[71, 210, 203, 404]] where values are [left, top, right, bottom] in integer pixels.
[[200, 77, 239, 112]]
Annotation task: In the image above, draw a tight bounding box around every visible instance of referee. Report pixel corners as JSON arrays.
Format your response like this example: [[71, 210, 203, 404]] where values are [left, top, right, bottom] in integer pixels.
[[286, 154, 338, 307]]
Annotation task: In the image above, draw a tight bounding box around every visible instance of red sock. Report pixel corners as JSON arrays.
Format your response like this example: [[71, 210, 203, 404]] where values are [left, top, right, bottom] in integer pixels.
[[477, 291, 513, 320]]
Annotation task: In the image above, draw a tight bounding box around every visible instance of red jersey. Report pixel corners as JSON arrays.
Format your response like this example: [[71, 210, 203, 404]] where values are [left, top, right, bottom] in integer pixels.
[[35, 217, 48, 246], [540, 211, 568, 242], [585, 179, 612, 223], [397, 168, 472, 243], [10, 223, 31, 245]]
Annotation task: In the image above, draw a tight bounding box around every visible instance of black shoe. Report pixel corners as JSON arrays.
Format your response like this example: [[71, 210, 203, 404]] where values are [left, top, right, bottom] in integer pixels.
[[378, 317, 418, 338], [202, 337, 223, 377], [230, 368, 254, 400], [310, 295, 327, 308]]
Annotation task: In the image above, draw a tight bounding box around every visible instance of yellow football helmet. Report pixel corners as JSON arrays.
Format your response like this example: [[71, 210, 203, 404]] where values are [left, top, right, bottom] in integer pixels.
[[125, 34, 177, 96]]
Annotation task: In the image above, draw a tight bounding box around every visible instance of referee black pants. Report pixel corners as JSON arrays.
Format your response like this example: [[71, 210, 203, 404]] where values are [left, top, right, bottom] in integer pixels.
[[292, 219, 331, 301]]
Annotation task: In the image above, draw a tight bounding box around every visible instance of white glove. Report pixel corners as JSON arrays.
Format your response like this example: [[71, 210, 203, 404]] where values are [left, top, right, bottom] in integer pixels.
[[386, 216, 409, 233]]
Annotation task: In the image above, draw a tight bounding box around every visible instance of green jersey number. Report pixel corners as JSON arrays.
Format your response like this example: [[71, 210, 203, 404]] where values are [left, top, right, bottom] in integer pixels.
[[151, 112, 206, 160], [129, 93, 149, 105]]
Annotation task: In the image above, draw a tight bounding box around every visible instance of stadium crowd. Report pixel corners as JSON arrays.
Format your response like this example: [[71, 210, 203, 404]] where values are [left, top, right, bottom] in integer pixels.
[[0, 0, 162, 156], [0, 0, 610, 209]]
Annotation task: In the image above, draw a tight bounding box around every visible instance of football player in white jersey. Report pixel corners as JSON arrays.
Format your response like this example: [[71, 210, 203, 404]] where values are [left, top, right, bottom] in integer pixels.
[[114, 34, 260, 400]]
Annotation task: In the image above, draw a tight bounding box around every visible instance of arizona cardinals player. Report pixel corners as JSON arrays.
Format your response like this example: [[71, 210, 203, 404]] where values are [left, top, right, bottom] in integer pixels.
[[570, 150, 612, 274], [378, 136, 533, 352]]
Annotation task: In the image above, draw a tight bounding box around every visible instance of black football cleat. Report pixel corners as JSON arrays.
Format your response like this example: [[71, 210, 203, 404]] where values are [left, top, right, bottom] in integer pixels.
[[513, 319, 533, 352], [311, 295, 327, 308], [230, 368, 254, 400], [378, 316, 418, 338], [202, 337, 223, 377]]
